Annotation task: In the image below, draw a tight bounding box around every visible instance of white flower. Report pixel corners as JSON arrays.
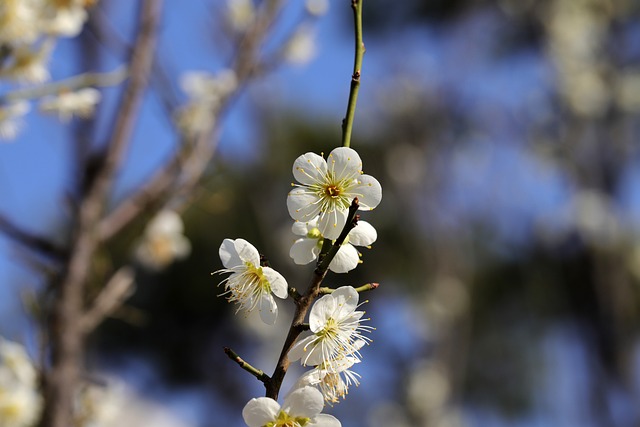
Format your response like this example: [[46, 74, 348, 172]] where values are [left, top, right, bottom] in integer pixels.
[[0, 0, 41, 44], [290, 217, 377, 273], [305, 0, 329, 17], [296, 351, 362, 404], [41, 3, 88, 37], [0, 338, 42, 427], [289, 286, 371, 367], [225, 0, 255, 32], [175, 70, 237, 136], [135, 210, 191, 270], [39, 87, 101, 122], [284, 25, 317, 66], [74, 382, 123, 427], [242, 386, 340, 427], [0, 101, 29, 141], [287, 147, 382, 241], [2, 42, 52, 84], [216, 238, 288, 324]]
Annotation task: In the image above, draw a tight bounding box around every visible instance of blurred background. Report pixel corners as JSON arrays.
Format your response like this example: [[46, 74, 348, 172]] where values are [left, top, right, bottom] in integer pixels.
[[2, 0, 640, 426]]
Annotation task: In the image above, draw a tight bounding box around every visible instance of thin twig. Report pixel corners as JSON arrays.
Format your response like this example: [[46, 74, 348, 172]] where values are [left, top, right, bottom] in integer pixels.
[[0, 213, 67, 260], [340, 0, 365, 148], [224, 347, 270, 384], [1, 67, 128, 103], [319, 282, 379, 295], [80, 267, 135, 333]]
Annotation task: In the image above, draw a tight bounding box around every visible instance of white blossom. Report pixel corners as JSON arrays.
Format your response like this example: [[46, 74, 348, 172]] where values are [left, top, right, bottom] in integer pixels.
[[0, 338, 42, 427], [296, 349, 362, 404], [284, 25, 317, 66], [225, 0, 255, 32], [289, 286, 371, 367], [135, 210, 191, 270], [0, 101, 30, 141], [305, 0, 329, 17], [290, 217, 377, 273], [0, 0, 41, 44], [216, 238, 288, 324], [242, 386, 340, 427], [39, 87, 101, 122], [175, 70, 237, 136], [287, 147, 382, 241], [2, 42, 52, 84], [40, 3, 88, 37]]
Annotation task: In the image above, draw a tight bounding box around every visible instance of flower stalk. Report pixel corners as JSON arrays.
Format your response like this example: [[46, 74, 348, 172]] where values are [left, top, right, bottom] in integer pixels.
[[340, 0, 365, 148]]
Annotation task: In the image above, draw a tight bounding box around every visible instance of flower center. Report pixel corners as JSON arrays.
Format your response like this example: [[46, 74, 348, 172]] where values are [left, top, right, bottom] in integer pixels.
[[324, 185, 341, 198], [264, 411, 310, 427], [318, 317, 339, 340], [245, 262, 271, 293]]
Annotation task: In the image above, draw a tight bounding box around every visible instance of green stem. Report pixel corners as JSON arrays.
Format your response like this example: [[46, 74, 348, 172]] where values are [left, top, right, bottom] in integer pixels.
[[224, 347, 270, 384], [340, 0, 364, 148], [319, 282, 379, 295]]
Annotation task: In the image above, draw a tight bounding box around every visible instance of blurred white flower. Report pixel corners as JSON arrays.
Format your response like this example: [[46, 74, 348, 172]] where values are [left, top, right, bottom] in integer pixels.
[[39, 87, 101, 122], [0, 338, 42, 427], [284, 25, 317, 66], [216, 238, 288, 324], [287, 147, 382, 241], [289, 286, 371, 367], [290, 217, 377, 273], [41, 3, 88, 37], [0, 0, 41, 44], [135, 210, 191, 271], [74, 382, 122, 427], [225, 0, 254, 32], [0, 101, 30, 141], [242, 386, 341, 427], [296, 347, 363, 403], [175, 70, 237, 136], [2, 42, 52, 84], [305, 0, 329, 17]]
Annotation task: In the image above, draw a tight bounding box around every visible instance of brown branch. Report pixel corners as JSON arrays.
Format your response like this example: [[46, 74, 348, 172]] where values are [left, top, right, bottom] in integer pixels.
[[40, 2, 162, 427], [0, 213, 67, 260], [80, 267, 135, 334], [96, 0, 285, 242], [265, 199, 360, 400]]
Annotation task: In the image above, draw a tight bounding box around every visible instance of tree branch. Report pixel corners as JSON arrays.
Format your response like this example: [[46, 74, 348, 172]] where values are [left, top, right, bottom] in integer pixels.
[[40, 2, 162, 427]]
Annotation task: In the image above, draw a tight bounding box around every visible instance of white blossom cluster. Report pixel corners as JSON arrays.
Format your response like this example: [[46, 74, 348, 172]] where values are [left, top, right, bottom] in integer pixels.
[[0, 0, 100, 140], [215, 146, 382, 426], [135, 209, 192, 271], [0, 338, 42, 427]]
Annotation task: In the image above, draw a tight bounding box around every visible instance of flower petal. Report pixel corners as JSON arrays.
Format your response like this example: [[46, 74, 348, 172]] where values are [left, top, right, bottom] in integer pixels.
[[262, 267, 288, 299], [290, 238, 320, 265], [242, 397, 280, 427], [258, 293, 278, 325], [289, 334, 317, 362], [282, 386, 324, 418], [351, 174, 382, 211], [317, 208, 348, 241], [329, 244, 359, 273], [347, 220, 377, 246], [219, 239, 242, 268], [330, 286, 359, 319], [309, 293, 337, 332], [287, 188, 322, 221], [293, 152, 328, 185], [309, 414, 342, 427], [327, 147, 362, 180], [233, 238, 260, 266]]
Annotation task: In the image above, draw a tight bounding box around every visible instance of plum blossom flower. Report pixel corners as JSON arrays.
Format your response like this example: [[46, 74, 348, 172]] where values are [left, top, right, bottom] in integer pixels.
[[295, 347, 363, 404], [284, 25, 317, 66], [290, 217, 377, 273], [289, 286, 371, 367], [216, 238, 288, 324], [225, 0, 255, 32], [242, 386, 340, 427], [287, 147, 381, 241], [39, 87, 101, 122], [0, 338, 42, 427], [135, 210, 191, 270], [0, 101, 29, 141]]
